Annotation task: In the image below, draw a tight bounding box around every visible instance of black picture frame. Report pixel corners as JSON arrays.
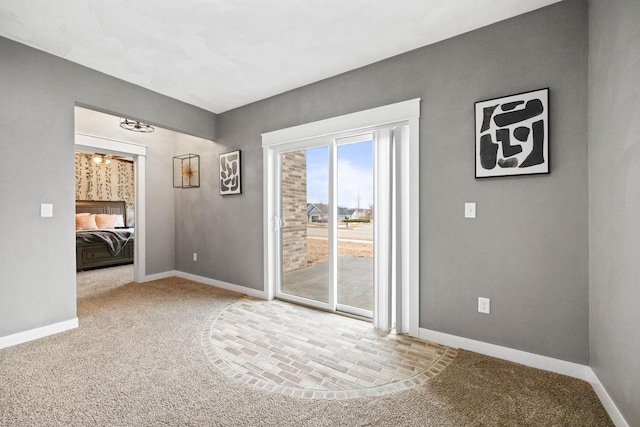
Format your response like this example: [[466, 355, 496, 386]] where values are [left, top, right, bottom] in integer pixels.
[[219, 150, 241, 195], [475, 88, 549, 178]]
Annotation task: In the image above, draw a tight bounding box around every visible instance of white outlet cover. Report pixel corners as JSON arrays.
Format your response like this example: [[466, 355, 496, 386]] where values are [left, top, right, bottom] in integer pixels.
[[465, 202, 476, 218], [478, 297, 490, 314]]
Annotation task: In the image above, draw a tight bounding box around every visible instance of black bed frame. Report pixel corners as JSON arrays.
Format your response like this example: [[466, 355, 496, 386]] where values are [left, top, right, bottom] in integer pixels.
[[75, 200, 134, 271]]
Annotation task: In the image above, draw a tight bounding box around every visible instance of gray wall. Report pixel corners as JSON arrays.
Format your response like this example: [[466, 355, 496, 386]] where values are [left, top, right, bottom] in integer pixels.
[[589, 0, 640, 424], [174, 126, 262, 288], [0, 36, 217, 338], [183, 0, 589, 363], [172, 133, 221, 279]]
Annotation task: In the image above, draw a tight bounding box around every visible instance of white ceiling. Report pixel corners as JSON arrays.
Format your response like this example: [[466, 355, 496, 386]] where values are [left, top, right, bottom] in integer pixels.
[[0, 0, 559, 113]]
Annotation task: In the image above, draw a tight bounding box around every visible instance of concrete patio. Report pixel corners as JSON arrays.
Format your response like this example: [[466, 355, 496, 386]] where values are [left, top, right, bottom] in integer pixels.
[[282, 256, 373, 312]]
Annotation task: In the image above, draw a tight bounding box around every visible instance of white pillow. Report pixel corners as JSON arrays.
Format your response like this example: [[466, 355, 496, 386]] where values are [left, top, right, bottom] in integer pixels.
[[114, 214, 125, 227]]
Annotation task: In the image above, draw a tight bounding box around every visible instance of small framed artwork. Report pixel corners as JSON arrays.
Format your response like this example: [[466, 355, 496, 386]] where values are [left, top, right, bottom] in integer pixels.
[[219, 150, 241, 195], [173, 153, 200, 189], [475, 88, 549, 178]]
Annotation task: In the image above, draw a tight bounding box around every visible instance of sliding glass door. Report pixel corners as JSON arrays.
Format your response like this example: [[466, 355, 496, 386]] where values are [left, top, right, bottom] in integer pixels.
[[276, 134, 374, 318], [263, 98, 421, 334]]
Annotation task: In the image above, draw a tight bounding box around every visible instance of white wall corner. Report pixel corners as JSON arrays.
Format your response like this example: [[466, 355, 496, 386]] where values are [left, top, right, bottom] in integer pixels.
[[0, 318, 79, 350], [175, 271, 268, 300], [142, 270, 177, 282], [588, 369, 630, 427]]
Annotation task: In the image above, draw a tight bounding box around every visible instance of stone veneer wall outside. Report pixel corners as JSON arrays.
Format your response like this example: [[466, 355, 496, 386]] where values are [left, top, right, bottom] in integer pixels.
[[281, 151, 307, 272]]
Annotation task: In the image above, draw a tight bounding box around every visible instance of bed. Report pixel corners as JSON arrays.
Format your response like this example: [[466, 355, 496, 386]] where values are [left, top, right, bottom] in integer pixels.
[[75, 200, 134, 271]]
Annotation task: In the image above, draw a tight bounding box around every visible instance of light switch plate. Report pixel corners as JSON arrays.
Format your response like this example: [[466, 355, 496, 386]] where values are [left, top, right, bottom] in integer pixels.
[[40, 203, 53, 218], [465, 202, 476, 218]]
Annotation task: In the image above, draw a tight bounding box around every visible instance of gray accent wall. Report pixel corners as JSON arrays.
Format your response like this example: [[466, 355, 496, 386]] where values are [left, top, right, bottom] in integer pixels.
[[0, 0, 591, 369], [178, 0, 590, 363], [174, 123, 263, 289], [0, 36, 217, 339], [589, 0, 640, 424]]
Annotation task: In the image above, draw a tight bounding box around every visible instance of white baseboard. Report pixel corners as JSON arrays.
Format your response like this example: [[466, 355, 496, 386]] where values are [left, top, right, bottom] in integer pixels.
[[175, 271, 267, 299], [142, 270, 177, 282], [419, 327, 591, 381], [0, 318, 78, 350], [140, 269, 267, 299], [420, 328, 629, 426], [588, 370, 630, 427]]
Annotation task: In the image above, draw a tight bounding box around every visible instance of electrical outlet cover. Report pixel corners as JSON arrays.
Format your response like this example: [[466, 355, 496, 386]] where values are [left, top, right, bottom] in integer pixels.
[[478, 297, 490, 314]]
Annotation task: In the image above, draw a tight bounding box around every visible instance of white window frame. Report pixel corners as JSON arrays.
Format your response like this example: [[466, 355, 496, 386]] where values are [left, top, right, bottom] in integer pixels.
[[262, 98, 420, 336]]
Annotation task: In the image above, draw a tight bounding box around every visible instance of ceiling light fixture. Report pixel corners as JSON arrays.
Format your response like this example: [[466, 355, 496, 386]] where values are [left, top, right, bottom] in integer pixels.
[[120, 118, 154, 133], [92, 154, 112, 164]]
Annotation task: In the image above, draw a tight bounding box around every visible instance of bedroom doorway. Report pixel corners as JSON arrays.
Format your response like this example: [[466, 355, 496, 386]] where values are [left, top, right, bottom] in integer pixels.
[[74, 136, 146, 282], [74, 106, 148, 283]]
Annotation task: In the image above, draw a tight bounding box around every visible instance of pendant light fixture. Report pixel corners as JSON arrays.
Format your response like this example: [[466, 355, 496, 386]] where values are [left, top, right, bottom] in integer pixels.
[[120, 118, 155, 133]]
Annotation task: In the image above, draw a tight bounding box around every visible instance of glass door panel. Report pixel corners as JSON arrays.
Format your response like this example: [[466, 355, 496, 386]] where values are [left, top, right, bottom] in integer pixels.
[[336, 140, 374, 315], [280, 147, 330, 304]]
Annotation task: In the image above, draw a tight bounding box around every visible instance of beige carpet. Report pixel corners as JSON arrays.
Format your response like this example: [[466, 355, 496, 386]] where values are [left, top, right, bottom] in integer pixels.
[[0, 266, 613, 426]]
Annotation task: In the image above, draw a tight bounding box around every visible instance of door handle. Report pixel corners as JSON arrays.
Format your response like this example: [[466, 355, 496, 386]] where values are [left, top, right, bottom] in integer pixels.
[[274, 216, 286, 231]]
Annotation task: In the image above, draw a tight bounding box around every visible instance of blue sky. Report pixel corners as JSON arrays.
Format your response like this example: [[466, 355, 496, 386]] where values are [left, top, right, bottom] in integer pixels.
[[305, 141, 373, 209]]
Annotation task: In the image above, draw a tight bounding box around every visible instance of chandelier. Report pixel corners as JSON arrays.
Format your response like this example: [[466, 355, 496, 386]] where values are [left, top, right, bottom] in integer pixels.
[[92, 154, 112, 164], [120, 118, 155, 133]]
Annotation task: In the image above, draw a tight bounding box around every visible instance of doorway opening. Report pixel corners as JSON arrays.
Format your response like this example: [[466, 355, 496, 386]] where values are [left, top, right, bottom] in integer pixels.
[[74, 106, 148, 285]]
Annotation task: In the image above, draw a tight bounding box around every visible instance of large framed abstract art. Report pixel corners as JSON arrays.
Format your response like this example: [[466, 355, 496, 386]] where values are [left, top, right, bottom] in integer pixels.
[[219, 150, 241, 195], [475, 88, 549, 178]]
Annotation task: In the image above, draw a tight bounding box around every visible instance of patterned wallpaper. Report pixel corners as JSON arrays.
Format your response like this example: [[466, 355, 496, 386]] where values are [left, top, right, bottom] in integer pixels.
[[75, 153, 135, 225]]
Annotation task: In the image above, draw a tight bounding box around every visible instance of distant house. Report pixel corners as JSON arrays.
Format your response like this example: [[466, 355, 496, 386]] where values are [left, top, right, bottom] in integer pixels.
[[307, 204, 324, 223], [349, 208, 371, 220], [337, 207, 353, 222], [307, 204, 355, 222]]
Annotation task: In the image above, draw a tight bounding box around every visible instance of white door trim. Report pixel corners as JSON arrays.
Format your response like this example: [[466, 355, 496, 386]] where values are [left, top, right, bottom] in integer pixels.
[[74, 132, 147, 282], [262, 99, 421, 336], [262, 99, 420, 148]]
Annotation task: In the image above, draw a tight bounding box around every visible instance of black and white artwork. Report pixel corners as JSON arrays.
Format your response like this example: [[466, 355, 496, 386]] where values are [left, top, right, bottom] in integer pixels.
[[219, 150, 241, 195], [475, 88, 549, 178]]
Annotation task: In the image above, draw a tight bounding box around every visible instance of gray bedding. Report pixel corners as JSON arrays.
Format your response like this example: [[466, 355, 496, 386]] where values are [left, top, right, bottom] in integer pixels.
[[76, 229, 134, 256]]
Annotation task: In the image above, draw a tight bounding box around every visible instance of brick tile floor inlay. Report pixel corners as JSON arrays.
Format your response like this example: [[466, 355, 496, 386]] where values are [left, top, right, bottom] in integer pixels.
[[202, 298, 457, 399]]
